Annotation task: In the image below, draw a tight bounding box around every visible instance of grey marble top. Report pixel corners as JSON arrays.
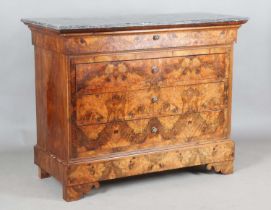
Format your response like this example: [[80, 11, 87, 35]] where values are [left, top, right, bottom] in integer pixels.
[[22, 13, 248, 32]]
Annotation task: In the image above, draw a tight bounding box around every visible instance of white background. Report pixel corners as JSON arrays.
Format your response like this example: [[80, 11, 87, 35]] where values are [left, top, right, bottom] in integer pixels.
[[0, 0, 271, 209]]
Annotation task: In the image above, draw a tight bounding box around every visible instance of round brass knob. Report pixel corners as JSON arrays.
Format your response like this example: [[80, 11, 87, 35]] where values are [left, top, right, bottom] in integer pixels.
[[153, 34, 160, 40], [151, 66, 159, 74], [151, 96, 158, 103], [151, 126, 158, 134]]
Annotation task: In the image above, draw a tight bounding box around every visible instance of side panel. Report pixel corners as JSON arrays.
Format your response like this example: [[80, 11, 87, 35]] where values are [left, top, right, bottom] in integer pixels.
[[34, 46, 69, 161]]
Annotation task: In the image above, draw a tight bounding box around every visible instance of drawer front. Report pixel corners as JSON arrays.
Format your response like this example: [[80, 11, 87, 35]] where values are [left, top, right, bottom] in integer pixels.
[[65, 28, 237, 54], [73, 110, 227, 158], [76, 82, 226, 125], [76, 54, 227, 94]]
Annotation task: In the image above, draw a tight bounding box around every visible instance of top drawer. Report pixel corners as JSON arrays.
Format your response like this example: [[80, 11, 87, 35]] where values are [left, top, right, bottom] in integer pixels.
[[76, 53, 227, 94], [65, 28, 237, 54]]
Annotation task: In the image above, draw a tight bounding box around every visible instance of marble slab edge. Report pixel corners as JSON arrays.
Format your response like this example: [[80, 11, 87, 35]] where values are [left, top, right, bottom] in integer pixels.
[[21, 13, 248, 33]]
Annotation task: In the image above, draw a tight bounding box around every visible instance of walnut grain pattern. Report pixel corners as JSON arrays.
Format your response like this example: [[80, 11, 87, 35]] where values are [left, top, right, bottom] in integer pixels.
[[67, 140, 234, 185], [73, 110, 228, 158], [75, 54, 226, 94], [23, 19, 246, 201], [65, 27, 238, 54], [76, 82, 226, 125]]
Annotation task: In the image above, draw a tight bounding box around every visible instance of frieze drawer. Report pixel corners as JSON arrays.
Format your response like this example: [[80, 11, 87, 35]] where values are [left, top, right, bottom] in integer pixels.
[[64, 28, 237, 54]]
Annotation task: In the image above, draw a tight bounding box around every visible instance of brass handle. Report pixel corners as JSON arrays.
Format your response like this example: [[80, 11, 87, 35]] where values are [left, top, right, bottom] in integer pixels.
[[151, 96, 158, 103], [153, 34, 160, 40], [152, 66, 159, 74], [151, 127, 158, 134]]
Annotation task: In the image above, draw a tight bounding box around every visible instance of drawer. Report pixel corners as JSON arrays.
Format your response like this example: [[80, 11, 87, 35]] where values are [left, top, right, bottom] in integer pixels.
[[76, 82, 226, 125], [76, 54, 227, 94], [65, 28, 237, 54], [73, 110, 227, 158]]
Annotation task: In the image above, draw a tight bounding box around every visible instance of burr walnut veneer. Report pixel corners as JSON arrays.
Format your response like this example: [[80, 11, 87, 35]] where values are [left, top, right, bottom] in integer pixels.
[[22, 13, 247, 201]]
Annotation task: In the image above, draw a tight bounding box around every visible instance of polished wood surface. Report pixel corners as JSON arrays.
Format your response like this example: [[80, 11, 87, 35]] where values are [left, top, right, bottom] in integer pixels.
[[67, 140, 234, 185], [74, 110, 227, 158], [23, 18, 246, 201], [34, 47, 69, 161], [64, 27, 238, 54], [75, 54, 227, 94], [30, 26, 239, 54], [76, 82, 226, 125]]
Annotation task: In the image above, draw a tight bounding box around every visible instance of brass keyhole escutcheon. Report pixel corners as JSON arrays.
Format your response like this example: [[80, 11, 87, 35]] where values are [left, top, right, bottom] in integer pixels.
[[153, 34, 160, 40], [151, 66, 159, 74], [151, 127, 158, 134], [151, 96, 158, 103]]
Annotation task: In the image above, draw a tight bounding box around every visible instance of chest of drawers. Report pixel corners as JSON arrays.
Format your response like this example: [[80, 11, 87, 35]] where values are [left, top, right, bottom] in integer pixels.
[[22, 13, 247, 201]]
